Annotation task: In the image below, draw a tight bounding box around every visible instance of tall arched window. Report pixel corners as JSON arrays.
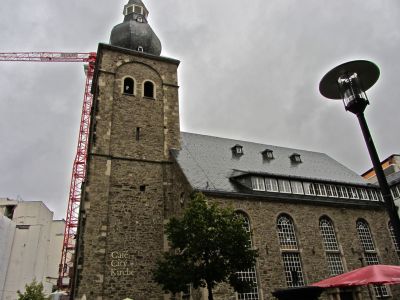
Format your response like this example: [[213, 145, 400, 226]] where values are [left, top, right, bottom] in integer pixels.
[[319, 217, 344, 276], [123, 77, 135, 95], [236, 212, 260, 300], [388, 221, 400, 259], [357, 219, 389, 297], [143, 80, 155, 98], [277, 214, 304, 287]]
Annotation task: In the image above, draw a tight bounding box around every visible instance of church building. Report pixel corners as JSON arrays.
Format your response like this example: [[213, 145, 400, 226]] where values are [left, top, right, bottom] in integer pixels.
[[72, 1, 400, 299]]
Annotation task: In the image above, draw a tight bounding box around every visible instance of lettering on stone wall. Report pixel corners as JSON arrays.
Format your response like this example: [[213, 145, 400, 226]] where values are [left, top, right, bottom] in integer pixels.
[[110, 250, 134, 276]]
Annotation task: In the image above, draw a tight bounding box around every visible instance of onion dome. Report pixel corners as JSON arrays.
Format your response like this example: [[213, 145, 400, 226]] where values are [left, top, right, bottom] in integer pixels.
[[110, 0, 162, 56]]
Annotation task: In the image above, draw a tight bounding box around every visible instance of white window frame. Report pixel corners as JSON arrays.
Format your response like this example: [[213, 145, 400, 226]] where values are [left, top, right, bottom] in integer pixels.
[[331, 185, 339, 197], [251, 176, 266, 191], [319, 184, 327, 196], [350, 187, 359, 199], [134, 5, 144, 15], [340, 186, 349, 198], [125, 5, 134, 15], [359, 188, 369, 200], [391, 185, 400, 199], [265, 178, 279, 192], [290, 181, 304, 195], [278, 179, 291, 193], [303, 182, 315, 195], [368, 189, 379, 201]]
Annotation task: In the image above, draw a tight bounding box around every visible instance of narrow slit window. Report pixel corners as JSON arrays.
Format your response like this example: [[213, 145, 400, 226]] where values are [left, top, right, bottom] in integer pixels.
[[123, 77, 135, 95], [135, 127, 141, 141], [143, 81, 155, 98]]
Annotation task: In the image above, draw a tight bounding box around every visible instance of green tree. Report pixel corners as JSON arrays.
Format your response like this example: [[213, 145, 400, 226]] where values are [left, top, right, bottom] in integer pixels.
[[17, 280, 48, 300], [153, 192, 258, 300]]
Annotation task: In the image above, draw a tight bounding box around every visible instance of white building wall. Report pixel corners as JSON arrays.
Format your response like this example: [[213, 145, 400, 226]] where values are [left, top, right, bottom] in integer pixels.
[[45, 220, 65, 291], [0, 199, 65, 300], [0, 217, 16, 300]]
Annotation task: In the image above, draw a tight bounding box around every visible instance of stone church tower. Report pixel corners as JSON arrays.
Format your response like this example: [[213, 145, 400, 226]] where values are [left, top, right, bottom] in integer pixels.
[[72, 1, 181, 299]]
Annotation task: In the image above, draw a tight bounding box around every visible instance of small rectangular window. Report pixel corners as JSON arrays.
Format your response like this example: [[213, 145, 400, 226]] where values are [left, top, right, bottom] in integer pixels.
[[278, 179, 291, 193], [340, 186, 349, 198], [326, 185, 338, 197], [368, 189, 379, 201], [265, 178, 279, 192], [337, 186, 343, 198], [318, 184, 327, 196], [251, 177, 266, 191], [290, 181, 304, 195], [134, 5, 143, 14], [314, 183, 321, 196], [359, 188, 369, 200], [126, 6, 134, 14], [391, 186, 400, 199], [326, 185, 332, 197], [350, 187, 359, 199], [303, 182, 315, 195]]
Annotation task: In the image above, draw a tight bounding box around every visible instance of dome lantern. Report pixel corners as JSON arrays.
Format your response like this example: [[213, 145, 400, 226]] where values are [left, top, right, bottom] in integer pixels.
[[110, 0, 162, 55]]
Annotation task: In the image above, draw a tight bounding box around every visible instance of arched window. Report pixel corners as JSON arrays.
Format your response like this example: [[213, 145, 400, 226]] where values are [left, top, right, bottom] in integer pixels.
[[236, 212, 260, 300], [357, 219, 389, 297], [319, 217, 344, 276], [277, 214, 304, 287], [143, 80, 155, 98], [123, 77, 135, 95], [388, 221, 400, 259]]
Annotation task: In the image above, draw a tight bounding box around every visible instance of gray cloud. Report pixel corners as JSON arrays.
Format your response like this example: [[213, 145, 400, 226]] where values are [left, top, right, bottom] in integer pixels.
[[0, 0, 399, 218]]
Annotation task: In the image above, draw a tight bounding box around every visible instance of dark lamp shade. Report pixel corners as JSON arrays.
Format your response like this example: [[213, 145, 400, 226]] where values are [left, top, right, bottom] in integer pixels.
[[319, 60, 380, 100]]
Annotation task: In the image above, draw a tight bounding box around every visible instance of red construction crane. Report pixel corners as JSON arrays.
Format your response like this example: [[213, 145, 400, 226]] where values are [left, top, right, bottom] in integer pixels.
[[0, 51, 97, 291]]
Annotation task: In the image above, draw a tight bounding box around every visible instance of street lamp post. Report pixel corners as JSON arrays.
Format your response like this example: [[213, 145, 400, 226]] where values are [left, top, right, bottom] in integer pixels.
[[319, 60, 400, 249]]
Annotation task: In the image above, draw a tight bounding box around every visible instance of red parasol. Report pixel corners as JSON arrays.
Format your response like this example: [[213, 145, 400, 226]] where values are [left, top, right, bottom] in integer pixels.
[[311, 265, 400, 288]]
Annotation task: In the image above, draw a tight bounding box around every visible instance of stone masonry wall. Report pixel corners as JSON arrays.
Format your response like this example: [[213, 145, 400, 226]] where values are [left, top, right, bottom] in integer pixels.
[[205, 194, 400, 300], [74, 45, 181, 300]]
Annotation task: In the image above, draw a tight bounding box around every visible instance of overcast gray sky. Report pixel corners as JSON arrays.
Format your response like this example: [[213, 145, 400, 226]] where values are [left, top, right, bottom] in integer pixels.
[[0, 0, 399, 219]]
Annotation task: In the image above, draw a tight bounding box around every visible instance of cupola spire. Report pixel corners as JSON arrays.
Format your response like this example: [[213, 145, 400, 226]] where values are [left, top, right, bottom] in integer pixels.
[[110, 0, 162, 55]]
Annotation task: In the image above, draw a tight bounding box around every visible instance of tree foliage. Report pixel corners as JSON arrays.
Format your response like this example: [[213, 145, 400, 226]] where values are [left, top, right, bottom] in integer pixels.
[[17, 280, 48, 300], [153, 192, 258, 300]]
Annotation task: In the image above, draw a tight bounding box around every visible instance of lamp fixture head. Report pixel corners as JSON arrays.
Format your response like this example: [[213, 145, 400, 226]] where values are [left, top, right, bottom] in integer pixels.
[[319, 60, 380, 114]]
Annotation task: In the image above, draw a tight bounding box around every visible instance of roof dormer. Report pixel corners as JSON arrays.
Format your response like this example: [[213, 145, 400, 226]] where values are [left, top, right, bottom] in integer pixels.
[[262, 149, 274, 160], [231, 144, 244, 157], [290, 153, 302, 163]]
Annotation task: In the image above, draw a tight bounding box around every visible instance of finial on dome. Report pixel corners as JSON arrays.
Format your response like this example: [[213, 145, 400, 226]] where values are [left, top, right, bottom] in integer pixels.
[[110, 0, 162, 56]]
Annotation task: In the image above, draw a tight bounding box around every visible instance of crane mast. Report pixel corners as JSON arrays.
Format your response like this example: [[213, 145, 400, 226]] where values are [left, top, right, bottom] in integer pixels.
[[0, 51, 97, 292]]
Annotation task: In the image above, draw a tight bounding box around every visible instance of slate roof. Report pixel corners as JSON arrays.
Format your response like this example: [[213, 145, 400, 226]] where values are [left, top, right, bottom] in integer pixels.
[[172, 132, 369, 193]]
